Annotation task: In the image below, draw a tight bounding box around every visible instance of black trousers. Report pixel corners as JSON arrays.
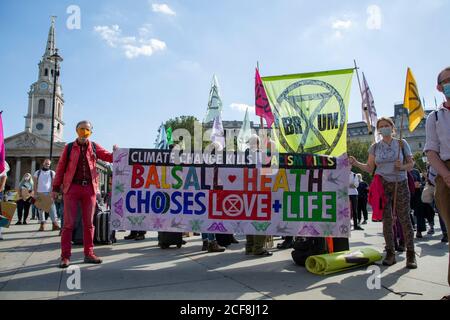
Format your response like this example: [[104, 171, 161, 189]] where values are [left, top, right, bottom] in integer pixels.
[[350, 195, 359, 227], [129, 231, 147, 236], [357, 197, 368, 222], [17, 199, 31, 222]]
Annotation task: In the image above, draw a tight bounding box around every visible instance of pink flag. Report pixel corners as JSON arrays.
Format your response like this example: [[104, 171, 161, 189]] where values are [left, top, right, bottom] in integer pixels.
[[0, 112, 5, 174], [255, 68, 275, 128]]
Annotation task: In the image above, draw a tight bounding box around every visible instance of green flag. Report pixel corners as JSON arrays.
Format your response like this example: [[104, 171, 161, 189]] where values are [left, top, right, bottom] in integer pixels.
[[262, 68, 353, 156], [237, 108, 252, 151], [166, 127, 174, 146]]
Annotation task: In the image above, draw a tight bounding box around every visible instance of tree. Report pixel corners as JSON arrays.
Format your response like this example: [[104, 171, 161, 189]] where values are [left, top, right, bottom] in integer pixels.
[[347, 140, 373, 183], [413, 152, 426, 174], [162, 115, 212, 151]]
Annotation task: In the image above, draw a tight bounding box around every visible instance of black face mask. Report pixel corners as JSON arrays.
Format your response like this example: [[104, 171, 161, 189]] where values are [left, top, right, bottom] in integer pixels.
[[42, 167, 50, 172]]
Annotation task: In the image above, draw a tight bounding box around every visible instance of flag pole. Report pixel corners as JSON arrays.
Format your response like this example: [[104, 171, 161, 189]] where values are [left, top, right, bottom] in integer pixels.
[[392, 68, 410, 228], [354, 60, 374, 137]]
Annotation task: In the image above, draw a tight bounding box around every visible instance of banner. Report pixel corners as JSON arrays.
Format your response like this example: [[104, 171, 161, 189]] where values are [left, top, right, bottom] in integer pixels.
[[111, 149, 351, 238], [262, 69, 353, 156], [403, 68, 425, 132]]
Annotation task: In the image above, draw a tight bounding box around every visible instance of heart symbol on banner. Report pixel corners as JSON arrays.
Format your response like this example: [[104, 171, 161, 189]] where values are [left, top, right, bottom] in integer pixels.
[[228, 175, 237, 183]]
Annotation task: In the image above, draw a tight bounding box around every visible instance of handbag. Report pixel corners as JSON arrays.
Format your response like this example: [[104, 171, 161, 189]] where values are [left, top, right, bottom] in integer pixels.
[[421, 183, 435, 204]]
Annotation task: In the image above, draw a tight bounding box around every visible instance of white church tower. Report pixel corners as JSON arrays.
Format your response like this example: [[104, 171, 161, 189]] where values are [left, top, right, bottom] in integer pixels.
[[24, 16, 64, 142]]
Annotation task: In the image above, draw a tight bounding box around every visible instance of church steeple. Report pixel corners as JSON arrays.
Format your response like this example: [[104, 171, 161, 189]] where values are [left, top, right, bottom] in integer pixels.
[[44, 16, 57, 58], [24, 17, 65, 142]]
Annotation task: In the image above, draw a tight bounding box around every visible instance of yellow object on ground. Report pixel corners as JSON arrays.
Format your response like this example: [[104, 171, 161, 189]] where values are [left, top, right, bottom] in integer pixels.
[[306, 248, 382, 275]]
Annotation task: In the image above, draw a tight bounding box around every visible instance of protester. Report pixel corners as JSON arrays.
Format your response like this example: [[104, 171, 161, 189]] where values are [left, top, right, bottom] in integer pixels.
[[52, 120, 117, 268], [424, 67, 450, 300], [349, 171, 363, 231], [33, 159, 60, 232], [356, 173, 369, 225], [412, 171, 435, 239], [0, 161, 10, 240], [201, 233, 226, 252], [424, 165, 448, 243], [350, 116, 417, 269], [16, 173, 34, 225], [245, 135, 272, 256]]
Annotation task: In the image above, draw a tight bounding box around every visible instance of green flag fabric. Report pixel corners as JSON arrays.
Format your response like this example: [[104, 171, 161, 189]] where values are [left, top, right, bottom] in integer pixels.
[[237, 108, 252, 152], [204, 75, 224, 123], [262, 68, 353, 156], [166, 127, 174, 146]]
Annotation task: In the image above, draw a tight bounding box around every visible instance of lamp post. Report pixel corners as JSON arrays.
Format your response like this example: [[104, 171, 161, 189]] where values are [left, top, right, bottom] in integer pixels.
[[48, 49, 63, 165]]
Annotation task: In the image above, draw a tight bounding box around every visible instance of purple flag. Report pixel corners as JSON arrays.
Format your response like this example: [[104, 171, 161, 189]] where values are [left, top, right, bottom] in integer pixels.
[[255, 68, 275, 128], [0, 112, 5, 174], [210, 115, 225, 149], [361, 73, 378, 137]]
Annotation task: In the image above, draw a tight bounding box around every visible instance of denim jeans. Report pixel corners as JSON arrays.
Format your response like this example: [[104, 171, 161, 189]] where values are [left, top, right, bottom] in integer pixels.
[[202, 233, 215, 241], [37, 192, 58, 224]]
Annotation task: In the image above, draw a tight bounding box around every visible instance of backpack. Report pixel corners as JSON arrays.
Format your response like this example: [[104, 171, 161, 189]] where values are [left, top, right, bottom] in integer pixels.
[[35, 169, 55, 191]]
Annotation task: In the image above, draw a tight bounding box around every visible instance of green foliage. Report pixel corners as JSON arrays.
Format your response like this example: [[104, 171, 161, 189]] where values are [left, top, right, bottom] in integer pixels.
[[163, 115, 199, 150], [347, 140, 373, 183], [413, 152, 426, 174]]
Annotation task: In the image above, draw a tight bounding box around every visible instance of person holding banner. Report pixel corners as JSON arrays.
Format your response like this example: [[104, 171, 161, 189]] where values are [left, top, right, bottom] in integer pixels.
[[245, 135, 273, 257], [16, 173, 34, 225], [0, 161, 10, 240], [349, 117, 417, 269], [424, 67, 450, 300], [52, 120, 118, 269], [34, 159, 60, 232]]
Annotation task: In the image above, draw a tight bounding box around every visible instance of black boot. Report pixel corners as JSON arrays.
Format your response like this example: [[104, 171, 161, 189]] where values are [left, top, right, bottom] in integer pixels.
[[135, 232, 146, 241], [125, 231, 138, 240]]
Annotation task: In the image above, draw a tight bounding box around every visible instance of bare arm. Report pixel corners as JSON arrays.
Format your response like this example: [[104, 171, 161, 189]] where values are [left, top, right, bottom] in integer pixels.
[[427, 150, 450, 185], [33, 176, 38, 194], [349, 154, 376, 174], [0, 176, 6, 192]]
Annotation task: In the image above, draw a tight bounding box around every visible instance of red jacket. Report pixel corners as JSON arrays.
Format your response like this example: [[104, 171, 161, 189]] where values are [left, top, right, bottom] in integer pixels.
[[368, 175, 387, 221], [53, 140, 113, 194]]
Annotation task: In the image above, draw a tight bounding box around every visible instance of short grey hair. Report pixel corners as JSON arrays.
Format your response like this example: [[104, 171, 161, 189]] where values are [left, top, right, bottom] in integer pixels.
[[438, 67, 450, 85], [76, 120, 92, 129]]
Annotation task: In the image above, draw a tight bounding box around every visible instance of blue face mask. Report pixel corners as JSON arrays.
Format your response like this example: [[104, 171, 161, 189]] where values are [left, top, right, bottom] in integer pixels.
[[379, 127, 392, 137], [443, 83, 450, 98]]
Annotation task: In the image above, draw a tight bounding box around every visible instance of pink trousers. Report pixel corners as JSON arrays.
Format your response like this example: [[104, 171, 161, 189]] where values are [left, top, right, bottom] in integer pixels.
[[60, 184, 96, 259]]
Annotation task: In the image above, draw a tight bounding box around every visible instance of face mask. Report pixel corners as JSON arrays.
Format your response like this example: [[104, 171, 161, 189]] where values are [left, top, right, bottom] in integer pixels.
[[77, 128, 91, 139], [379, 127, 393, 137], [443, 83, 450, 98]]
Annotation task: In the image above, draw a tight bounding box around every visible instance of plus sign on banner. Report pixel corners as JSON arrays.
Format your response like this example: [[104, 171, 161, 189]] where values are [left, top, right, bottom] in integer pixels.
[[111, 149, 351, 238]]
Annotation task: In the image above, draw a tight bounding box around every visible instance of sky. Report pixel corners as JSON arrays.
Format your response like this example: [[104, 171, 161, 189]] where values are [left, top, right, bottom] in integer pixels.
[[1, 0, 449, 149]]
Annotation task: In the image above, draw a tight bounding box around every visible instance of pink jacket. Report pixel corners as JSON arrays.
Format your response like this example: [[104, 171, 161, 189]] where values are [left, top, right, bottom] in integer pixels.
[[53, 140, 113, 194], [368, 175, 387, 221]]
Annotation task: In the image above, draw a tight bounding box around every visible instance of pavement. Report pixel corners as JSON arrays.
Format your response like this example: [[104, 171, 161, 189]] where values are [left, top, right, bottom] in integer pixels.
[[0, 216, 449, 300]]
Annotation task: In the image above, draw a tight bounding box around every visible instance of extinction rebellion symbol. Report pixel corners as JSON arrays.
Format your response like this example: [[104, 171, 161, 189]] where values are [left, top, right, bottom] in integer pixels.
[[274, 80, 346, 155]]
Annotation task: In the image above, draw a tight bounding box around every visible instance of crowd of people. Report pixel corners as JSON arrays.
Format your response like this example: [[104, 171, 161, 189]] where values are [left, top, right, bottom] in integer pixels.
[[0, 67, 449, 300]]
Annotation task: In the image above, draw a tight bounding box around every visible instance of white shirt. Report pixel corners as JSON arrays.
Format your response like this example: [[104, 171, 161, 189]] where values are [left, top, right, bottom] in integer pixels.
[[348, 172, 359, 196], [34, 169, 55, 193], [424, 104, 450, 161]]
